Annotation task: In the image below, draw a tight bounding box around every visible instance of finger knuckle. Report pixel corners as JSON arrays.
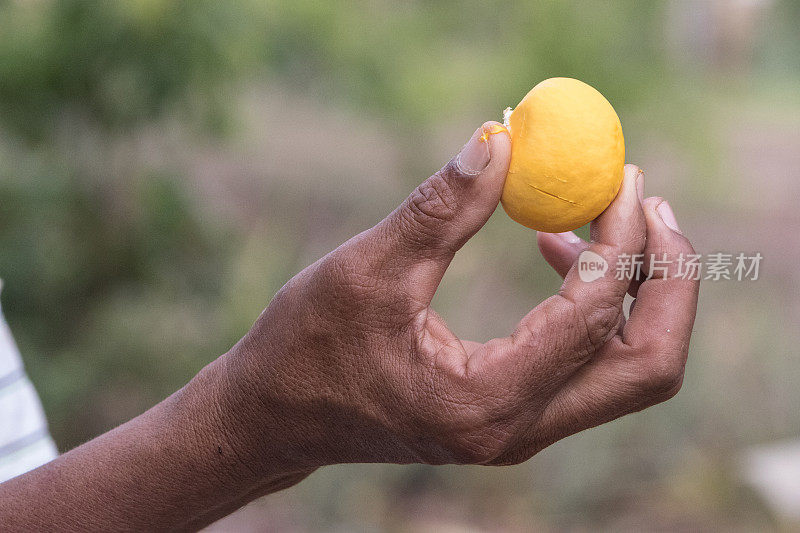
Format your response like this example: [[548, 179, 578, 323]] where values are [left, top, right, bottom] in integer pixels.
[[562, 295, 623, 357], [621, 217, 648, 252], [595, 226, 645, 261], [653, 234, 695, 262], [636, 350, 686, 400], [407, 170, 459, 227], [584, 302, 623, 348]]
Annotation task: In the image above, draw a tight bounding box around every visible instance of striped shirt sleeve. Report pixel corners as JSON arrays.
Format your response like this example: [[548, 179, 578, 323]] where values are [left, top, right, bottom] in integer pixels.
[[0, 281, 58, 482]]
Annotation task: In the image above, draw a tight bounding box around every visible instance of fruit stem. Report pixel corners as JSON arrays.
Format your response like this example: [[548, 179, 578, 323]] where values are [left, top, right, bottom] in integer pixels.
[[503, 107, 513, 133]]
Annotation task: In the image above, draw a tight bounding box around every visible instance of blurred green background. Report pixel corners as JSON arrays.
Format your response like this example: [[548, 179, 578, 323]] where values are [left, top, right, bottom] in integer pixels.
[[1, 0, 799, 530]]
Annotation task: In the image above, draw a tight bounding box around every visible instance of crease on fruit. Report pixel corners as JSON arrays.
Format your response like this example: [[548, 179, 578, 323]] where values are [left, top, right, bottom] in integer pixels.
[[525, 183, 582, 206]]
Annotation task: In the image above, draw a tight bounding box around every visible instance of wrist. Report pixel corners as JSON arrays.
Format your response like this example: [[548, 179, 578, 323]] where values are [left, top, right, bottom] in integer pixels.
[[0, 349, 318, 531], [184, 347, 320, 488]]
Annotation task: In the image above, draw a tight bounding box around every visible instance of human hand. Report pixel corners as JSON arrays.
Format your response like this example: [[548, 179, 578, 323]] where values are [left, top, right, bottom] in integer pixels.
[[0, 123, 700, 531], [219, 122, 700, 472]]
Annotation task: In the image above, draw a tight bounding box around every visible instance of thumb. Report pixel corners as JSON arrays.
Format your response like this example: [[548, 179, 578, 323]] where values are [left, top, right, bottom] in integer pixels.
[[375, 121, 511, 305]]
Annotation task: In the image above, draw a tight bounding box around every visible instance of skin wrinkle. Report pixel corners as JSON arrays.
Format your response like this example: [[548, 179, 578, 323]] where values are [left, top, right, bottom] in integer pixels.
[[555, 292, 621, 361], [197, 384, 261, 485], [0, 129, 698, 530], [412, 319, 468, 436], [409, 173, 459, 224], [397, 203, 455, 253]]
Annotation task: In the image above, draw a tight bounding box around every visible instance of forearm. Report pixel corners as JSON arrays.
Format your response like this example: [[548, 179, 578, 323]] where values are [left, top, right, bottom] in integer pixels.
[[0, 353, 314, 532]]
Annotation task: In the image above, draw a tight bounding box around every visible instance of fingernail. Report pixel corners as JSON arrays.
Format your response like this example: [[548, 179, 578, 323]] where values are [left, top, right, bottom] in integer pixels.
[[455, 128, 492, 176], [556, 231, 582, 244], [657, 201, 682, 234], [636, 169, 644, 204]]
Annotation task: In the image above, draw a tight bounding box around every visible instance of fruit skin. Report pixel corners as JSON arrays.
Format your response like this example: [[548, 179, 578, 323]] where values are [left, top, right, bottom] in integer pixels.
[[500, 77, 625, 233]]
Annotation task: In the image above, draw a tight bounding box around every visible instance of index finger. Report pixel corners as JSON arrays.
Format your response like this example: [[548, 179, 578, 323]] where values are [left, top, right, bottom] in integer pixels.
[[531, 196, 700, 443], [473, 165, 647, 386]]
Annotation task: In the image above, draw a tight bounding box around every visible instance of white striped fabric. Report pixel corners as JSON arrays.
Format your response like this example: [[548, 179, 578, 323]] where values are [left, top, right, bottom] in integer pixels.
[[0, 281, 58, 482]]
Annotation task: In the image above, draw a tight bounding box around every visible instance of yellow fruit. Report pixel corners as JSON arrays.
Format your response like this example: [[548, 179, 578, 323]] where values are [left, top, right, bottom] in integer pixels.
[[500, 77, 625, 232]]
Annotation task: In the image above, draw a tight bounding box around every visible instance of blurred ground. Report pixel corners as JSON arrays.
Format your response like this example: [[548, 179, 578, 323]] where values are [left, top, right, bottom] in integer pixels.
[[0, 0, 798, 531]]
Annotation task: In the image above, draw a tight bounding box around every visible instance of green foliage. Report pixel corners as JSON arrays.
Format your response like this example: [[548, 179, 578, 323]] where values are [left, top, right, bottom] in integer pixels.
[[0, 0, 263, 141], [261, 0, 671, 125], [0, 0, 797, 528]]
